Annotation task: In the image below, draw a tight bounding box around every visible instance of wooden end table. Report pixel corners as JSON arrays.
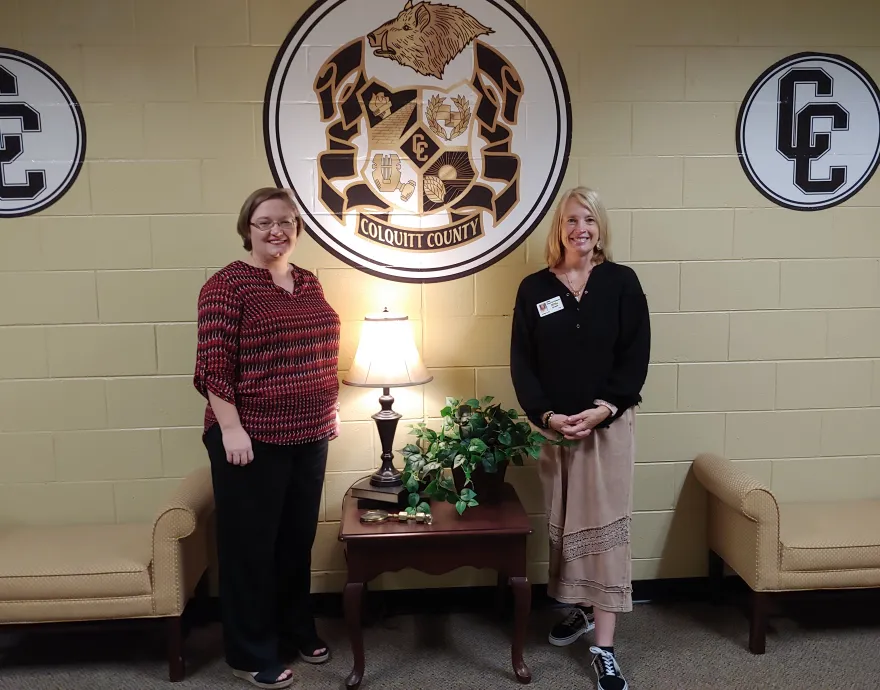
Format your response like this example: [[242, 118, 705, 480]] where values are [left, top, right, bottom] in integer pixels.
[[338, 482, 534, 689]]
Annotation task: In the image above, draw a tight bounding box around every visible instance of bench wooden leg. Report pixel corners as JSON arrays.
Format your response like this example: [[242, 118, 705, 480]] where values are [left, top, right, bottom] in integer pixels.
[[167, 616, 185, 681], [748, 590, 768, 654]]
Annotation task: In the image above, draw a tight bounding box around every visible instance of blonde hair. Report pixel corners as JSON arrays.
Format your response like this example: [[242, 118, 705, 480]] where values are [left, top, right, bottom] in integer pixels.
[[543, 186, 612, 267]]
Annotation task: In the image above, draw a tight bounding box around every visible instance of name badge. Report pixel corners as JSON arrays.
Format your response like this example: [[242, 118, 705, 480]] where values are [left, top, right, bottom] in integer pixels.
[[536, 296, 564, 317]]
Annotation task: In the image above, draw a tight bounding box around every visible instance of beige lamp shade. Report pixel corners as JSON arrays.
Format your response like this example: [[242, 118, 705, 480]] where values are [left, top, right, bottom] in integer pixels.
[[342, 310, 433, 388]]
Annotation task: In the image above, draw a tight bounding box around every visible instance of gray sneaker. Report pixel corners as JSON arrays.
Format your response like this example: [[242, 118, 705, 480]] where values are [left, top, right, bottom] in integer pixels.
[[548, 606, 595, 646]]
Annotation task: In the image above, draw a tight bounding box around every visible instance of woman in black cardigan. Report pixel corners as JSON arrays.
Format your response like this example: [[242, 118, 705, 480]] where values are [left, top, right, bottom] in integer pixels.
[[510, 186, 650, 690]]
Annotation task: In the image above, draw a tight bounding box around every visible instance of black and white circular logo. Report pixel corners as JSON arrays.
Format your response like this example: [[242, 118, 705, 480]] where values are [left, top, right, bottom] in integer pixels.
[[264, 0, 571, 282], [0, 48, 86, 218], [737, 52, 880, 211]]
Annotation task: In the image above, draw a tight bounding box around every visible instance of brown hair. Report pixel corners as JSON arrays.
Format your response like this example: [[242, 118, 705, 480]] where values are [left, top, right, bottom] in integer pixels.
[[544, 186, 612, 268], [236, 187, 303, 251]]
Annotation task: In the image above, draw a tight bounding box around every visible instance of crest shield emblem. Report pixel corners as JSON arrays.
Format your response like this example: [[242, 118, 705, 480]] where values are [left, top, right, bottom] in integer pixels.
[[358, 80, 480, 219], [265, 0, 571, 282]]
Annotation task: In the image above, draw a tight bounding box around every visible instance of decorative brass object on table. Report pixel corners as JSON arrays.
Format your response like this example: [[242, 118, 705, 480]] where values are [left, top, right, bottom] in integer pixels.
[[359, 509, 432, 525], [359, 510, 389, 523]]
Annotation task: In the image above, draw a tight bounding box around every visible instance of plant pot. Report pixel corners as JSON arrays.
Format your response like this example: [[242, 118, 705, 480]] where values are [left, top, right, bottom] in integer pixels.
[[452, 460, 509, 504]]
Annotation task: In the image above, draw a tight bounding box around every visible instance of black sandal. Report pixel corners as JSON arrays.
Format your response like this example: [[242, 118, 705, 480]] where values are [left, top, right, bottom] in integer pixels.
[[298, 637, 330, 664], [232, 664, 294, 688]]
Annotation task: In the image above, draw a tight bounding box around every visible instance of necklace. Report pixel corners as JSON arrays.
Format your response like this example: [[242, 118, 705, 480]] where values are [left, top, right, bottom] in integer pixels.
[[561, 266, 591, 298], [562, 273, 585, 296]]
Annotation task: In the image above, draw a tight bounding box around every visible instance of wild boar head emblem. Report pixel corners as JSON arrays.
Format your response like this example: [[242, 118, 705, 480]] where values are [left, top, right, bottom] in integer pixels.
[[367, 0, 494, 79]]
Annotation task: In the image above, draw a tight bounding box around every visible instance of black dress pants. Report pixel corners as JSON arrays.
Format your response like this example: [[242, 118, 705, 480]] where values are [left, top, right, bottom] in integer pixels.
[[204, 423, 328, 671]]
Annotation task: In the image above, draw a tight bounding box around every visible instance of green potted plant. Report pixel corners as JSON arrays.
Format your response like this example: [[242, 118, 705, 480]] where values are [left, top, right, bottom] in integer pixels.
[[399, 396, 566, 516]]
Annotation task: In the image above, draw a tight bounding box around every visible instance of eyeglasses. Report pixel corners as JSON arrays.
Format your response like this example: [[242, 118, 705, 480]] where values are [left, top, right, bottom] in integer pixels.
[[250, 219, 297, 232]]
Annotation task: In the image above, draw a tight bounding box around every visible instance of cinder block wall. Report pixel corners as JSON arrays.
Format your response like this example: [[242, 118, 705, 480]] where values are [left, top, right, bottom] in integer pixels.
[[1, 0, 879, 592]]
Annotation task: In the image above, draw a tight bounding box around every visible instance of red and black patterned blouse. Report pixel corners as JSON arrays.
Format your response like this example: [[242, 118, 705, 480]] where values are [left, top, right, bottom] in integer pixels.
[[193, 260, 341, 445]]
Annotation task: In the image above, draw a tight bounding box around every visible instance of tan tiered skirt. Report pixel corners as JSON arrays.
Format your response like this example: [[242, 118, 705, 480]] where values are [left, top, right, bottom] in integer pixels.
[[537, 407, 636, 613]]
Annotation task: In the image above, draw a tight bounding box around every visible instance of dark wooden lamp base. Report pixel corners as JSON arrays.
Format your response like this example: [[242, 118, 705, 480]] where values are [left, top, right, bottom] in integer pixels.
[[370, 387, 403, 488]]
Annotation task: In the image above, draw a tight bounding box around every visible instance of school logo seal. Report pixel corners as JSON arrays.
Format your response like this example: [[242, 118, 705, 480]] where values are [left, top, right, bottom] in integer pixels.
[[0, 48, 86, 218], [265, 0, 572, 282], [737, 52, 880, 211]]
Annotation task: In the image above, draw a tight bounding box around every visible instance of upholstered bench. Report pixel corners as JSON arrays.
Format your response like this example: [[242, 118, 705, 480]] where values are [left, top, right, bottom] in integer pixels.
[[0, 466, 214, 681], [692, 452, 880, 654]]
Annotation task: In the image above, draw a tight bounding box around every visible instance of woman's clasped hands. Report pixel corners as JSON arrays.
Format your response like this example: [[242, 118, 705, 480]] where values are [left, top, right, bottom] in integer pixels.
[[548, 406, 611, 440]]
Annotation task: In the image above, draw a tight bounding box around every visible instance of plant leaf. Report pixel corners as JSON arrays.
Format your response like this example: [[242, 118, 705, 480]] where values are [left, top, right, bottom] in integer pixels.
[[416, 502, 431, 513], [467, 499, 479, 507], [465, 398, 480, 409], [405, 475, 420, 492], [498, 431, 512, 445], [455, 500, 467, 515], [468, 438, 487, 453], [408, 493, 420, 508]]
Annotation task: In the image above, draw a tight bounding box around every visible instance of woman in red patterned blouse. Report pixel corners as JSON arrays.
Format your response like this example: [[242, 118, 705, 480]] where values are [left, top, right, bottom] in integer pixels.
[[194, 187, 340, 689]]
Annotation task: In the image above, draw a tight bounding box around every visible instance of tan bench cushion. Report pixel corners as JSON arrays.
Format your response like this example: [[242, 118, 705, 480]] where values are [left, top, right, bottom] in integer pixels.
[[779, 500, 880, 572], [0, 524, 153, 601]]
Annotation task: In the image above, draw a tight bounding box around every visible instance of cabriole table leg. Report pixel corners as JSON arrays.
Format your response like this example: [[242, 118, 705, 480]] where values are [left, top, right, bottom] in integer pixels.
[[509, 576, 532, 684], [344, 581, 366, 689]]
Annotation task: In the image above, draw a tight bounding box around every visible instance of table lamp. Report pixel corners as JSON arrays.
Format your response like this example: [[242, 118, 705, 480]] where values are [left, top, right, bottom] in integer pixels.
[[342, 308, 433, 487]]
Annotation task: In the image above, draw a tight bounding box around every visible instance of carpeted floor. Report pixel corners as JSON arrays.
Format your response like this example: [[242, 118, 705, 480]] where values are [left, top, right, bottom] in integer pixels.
[[0, 598, 877, 689]]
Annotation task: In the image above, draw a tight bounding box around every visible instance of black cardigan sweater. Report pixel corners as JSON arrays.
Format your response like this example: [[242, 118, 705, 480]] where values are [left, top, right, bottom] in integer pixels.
[[510, 261, 651, 430]]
